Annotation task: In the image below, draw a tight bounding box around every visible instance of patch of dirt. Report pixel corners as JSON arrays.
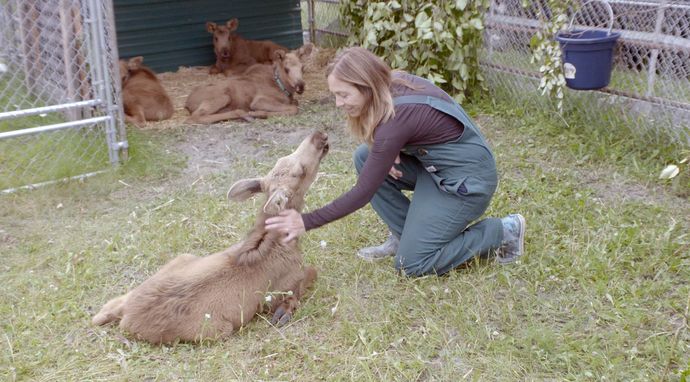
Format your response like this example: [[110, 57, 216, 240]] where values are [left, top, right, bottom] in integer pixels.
[[581, 168, 659, 203], [0, 228, 17, 246]]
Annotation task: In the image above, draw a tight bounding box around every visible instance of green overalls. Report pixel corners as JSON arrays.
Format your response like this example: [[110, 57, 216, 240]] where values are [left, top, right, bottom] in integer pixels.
[[353, 95, 503, 276]]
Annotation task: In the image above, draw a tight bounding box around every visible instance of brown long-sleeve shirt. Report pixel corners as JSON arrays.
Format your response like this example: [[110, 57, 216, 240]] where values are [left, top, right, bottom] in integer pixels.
[[302, 72, 465, 230]]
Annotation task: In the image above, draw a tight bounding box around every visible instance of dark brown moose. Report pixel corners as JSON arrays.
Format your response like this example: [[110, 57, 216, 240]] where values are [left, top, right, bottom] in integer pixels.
[[92, 131, 330, 344], [207, 18, 289, 76]]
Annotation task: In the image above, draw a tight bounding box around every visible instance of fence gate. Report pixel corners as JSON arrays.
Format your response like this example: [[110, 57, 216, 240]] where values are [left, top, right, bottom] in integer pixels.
[[0, 0, 126, 193]]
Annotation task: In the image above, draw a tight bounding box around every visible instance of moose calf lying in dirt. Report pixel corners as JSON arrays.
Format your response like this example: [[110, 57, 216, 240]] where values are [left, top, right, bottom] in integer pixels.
[[207, 18, 288, 76], [185, 43, 313, 124], [119, 56, 174, 127], [92, 131, 329, 344]]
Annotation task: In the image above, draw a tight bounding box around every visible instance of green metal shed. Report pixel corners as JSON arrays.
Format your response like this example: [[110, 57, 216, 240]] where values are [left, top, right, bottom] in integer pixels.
[[113, 0, 304, 73]]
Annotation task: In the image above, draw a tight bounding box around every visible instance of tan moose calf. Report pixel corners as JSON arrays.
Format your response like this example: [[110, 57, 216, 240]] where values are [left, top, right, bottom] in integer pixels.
[[92, 131, 329, 344]]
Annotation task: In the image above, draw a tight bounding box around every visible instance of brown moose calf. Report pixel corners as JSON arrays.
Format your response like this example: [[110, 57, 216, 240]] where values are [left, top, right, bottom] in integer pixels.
[[92, 131, 329, 344], [185, 43, 313, 124], [119, 56, 174, 127], [207, 18, 289, 75]]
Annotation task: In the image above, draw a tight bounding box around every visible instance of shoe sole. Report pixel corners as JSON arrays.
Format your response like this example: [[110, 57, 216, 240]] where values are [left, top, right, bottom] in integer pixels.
[[497, 213, 526, 265], [356, 252, 395, 262]]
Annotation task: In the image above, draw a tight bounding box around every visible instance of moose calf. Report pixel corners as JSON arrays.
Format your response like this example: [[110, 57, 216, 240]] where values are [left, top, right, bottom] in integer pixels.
[[119, 56, 174, 127], [207, 18, 289, 76], [92, 131, 329, 344], [185, 43, 313, 124]]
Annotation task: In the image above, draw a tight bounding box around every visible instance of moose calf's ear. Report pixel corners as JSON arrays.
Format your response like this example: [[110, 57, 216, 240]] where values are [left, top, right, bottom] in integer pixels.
[[299, 43, 314, 59], [206, 21, 217, 33], [263, 188, 289, 215], [272, 50, 287, 62], [227, 178, 263, 201], [227, 18, 239, 32], [128, 56, 144, 70]]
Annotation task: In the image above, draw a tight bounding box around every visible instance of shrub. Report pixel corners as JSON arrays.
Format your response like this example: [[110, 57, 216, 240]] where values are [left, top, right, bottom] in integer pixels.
[[340, 0, 490, 103]]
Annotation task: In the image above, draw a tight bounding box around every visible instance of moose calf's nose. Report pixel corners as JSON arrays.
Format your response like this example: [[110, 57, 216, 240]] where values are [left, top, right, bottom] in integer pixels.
[[312, 131, 328, 147], [295, 82, 305, 94]]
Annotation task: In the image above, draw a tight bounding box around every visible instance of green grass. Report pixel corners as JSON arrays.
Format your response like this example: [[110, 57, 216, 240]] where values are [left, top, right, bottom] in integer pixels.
[[0, 75, 66, 132], [0, 75, 119, 191], [0, 127, 112, 191], [481, 48, 690, 104], [483, 68, 690, 172], [0, 97, 688, 381]]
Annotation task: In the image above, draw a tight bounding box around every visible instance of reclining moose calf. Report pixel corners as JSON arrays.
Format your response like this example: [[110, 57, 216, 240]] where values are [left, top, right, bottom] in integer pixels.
[[185, 43, 313, 124], [119, 56, 174, 127], [92, 131, 330, 344], [207, 18, 288, 76]]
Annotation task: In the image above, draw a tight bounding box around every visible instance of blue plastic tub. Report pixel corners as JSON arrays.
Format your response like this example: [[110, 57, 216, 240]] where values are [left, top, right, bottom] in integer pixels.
[[555, 29, 621, 90]]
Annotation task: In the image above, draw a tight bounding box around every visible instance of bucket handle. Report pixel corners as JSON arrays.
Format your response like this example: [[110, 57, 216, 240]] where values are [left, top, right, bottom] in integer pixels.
[[567, 0, 615, 36]]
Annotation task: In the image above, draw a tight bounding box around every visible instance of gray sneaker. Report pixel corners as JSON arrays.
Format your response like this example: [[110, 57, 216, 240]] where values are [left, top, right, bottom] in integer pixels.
[[497, 213, 526, 264], [357, 233, 399, 261]]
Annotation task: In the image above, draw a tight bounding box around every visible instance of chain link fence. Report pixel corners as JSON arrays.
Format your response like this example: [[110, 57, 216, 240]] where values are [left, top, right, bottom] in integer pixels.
[[484, 0, 690, 146], [302, 0, 690, 146], [301, 0, 347, 47], [0, 0, 126, 193]]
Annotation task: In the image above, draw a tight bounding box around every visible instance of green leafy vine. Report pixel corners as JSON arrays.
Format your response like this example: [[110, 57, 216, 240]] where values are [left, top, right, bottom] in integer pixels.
[[340, 0, 490, 103], [527, 1, 573, 112]]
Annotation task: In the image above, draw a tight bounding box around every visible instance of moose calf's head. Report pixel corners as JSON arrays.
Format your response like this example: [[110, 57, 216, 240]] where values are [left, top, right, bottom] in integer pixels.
[[207, 19, 239, 60], [273, 43, 314, 95], [227, 131, 329, 215], [119, 56, 145, 86]]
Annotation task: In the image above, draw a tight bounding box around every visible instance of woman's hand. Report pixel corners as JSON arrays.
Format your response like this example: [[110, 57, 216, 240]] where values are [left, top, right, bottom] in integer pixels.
[[389, 154, 402, 180], [265, 209, 306, 244]]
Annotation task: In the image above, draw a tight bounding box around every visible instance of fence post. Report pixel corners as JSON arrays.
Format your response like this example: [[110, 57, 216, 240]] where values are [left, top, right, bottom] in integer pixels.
[[646, 0, 667, 97], [103, 0, 128, 161], [59, 0, 78, 121], [308, 0, 316, 44]]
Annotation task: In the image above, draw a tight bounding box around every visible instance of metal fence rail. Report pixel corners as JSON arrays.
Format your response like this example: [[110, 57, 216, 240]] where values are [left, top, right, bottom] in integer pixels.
[[0, 0, 127, 193], [302, 0, 690, 146]]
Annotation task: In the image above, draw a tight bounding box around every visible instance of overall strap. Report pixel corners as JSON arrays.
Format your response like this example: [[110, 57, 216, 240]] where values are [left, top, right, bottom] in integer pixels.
[[393, 95, 488, 148], [394, 95, 466, 121]]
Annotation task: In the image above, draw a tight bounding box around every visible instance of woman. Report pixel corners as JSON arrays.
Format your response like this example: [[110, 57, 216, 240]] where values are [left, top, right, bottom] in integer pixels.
[[265, 47, 525, 276]]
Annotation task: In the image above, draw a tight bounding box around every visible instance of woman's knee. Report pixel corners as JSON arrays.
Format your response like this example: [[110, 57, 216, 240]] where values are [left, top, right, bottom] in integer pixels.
[[353, 144, 369, 174], [393, 249, 436, 277]]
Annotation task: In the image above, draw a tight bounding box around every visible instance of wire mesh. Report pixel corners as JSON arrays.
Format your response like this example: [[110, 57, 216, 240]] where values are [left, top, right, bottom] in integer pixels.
[[301, 0, 347, 47], [303, 0, 690, 146], [0, 0, 126, 193], [483, 0, 690, 145]]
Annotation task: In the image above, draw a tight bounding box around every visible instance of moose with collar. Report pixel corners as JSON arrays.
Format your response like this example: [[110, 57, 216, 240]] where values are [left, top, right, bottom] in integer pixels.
[[184, 43, 313, 124]]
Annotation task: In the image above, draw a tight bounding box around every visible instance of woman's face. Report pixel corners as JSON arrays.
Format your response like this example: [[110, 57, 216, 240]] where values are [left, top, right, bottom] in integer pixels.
[[327, 74, 367, 118]]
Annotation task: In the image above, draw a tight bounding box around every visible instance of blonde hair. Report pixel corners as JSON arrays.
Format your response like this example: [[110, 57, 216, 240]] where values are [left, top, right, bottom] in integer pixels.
[[327, 47, 396, 145]]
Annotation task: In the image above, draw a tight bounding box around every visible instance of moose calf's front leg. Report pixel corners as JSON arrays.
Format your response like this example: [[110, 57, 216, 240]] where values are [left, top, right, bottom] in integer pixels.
[[270, 267, 317, 326], [92, 292, 130, 326], [250, 96, 298, 117], [191, 95, 232, 119]]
